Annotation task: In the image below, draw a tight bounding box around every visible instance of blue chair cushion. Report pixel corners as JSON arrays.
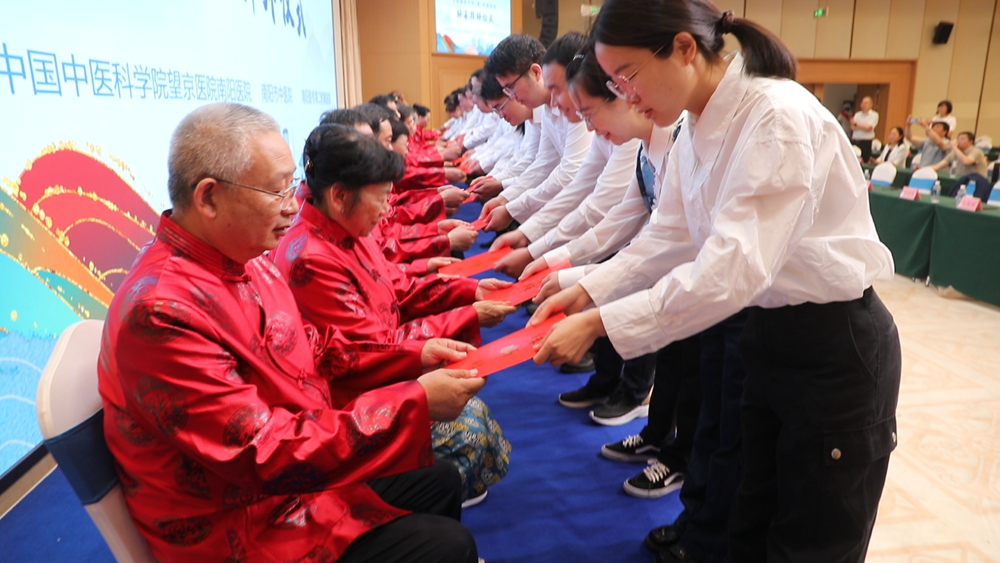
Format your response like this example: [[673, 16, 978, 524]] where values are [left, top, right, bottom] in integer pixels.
[[43, 410, 119, 506]]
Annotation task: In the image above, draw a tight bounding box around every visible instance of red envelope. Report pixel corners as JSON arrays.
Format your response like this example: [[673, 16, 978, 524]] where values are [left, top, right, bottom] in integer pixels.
[[468, 216, 489, 230], [463, 193, 477, 204], [438, 247, 513, 276], [481, 262, 571, 304], [445, 313, 566, 376]]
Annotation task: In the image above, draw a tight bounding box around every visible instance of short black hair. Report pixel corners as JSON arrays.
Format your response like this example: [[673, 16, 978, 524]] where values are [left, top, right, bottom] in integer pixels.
[[413, 104, 431, 117], [958, 130, 975, 143], [444, 93, 459, 112], [938, 100, 953, 114], [541, 32, 587, 68], [353, 103, 394, 135], [485, 34, 546, 78], [302, 124, 404, 204], [932, 120, 951, 134], [318, 108, 366, 128], [389, 118, 409, 143], [369, 93, 398, 108], [396, 102, 414, 122], [480, 73, 505, 102]]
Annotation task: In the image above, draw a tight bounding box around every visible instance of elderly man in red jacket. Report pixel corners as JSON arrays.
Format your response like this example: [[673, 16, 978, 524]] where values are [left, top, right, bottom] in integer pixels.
[[97, 102, 483, 563]]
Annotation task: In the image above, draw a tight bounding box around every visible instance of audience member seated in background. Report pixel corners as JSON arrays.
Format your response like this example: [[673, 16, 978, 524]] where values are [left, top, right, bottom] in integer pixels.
[[98, 102, 483, 563], [930, 131, 989, 177], [931, 99, 956, 138], [274, 124, 514, 506], [906, 116, 950, 168], [874, 126, 910, 168], [851, 95, 879, 162]]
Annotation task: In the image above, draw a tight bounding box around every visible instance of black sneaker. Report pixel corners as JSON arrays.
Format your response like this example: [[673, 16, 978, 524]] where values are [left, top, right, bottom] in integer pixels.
[[558, 352, 595, 374], [589, 388, 650, 426], [558, 384, 611, 408], [624, 460, 683, 499], [601, 434, 661, 462], [644, 524, 683, 552]]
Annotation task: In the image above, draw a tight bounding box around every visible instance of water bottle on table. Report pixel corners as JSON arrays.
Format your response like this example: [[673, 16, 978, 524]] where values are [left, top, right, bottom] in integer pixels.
[[955, 184, 966, 204], [931, 180, 941, 203]]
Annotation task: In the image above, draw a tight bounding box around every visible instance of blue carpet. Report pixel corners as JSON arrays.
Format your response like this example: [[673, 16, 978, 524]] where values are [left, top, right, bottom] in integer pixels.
[[0, 202, 681, 562]]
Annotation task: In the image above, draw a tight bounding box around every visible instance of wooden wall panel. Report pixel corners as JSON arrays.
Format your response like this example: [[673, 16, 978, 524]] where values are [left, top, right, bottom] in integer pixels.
[[356, 0, 423, 104], [780, 0, 819, 58], [911, 0, 961, 122], [947, 0, 995, 135], [745, 0, 784, 37], [977, 1, 1000, 139], [852, 0, 892, 59], [885, 0, 926, 59], [428, 55, 487, 128], [814, 0, 855, 58]]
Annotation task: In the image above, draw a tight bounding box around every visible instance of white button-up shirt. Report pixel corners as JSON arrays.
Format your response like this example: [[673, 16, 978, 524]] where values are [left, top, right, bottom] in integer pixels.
[[494, 115, 542, 183], [523, 136, 640, 253], [462, 110, 500, 150], [501, 106, 594, 217], [580, 52, 894, 359], [543, 122, 681, 287]]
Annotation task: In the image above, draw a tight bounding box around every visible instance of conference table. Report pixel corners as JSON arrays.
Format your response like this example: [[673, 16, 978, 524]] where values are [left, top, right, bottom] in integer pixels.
[[868, 187, 1000, 307]]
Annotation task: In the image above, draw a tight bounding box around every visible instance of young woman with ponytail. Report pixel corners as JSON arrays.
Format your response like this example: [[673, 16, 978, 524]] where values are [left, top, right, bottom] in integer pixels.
[[530, 1, 901, 562]]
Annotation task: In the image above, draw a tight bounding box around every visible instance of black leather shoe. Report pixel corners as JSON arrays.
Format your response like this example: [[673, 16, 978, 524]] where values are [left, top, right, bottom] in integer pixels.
[[654, 545, 699, 563], [644, 524, 682, 552]]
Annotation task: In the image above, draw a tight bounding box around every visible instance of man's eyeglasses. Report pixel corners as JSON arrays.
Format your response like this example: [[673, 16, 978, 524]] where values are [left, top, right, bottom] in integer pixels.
[[606, 45, 666, 100], [575, 97, 612, 127], [502, 68, 531, 98], [213, 177, 300, 211], [492, 96, 512, 116]]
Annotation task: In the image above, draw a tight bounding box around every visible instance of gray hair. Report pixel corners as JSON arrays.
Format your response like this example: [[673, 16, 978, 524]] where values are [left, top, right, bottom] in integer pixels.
[[167, 103, 280, 210]]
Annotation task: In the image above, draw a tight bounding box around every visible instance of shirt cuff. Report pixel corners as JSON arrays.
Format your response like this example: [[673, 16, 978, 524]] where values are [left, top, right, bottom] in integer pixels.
[[556, 265, 589, 290], [600, 290, 667, 359], [506, 198, 531, 223], [519, 218, 545, 243], [544, 246, 573, 267]]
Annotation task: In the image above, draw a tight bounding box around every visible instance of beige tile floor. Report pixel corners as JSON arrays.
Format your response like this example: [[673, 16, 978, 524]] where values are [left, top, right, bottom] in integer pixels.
[[867, 276, 1000, 562]]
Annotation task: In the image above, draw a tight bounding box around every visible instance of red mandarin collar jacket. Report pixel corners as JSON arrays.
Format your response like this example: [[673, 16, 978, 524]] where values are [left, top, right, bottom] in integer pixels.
[[98, 211, 435, 562]]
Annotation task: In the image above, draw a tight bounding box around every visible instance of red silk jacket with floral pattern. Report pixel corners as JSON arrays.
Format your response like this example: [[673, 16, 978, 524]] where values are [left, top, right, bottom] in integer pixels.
[[98, 212, 434, 562], [274, 203, 480, 408]]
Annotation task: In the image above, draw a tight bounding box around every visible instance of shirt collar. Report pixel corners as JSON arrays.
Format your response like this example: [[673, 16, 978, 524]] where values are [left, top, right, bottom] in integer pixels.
[[156, 211, 249, 281], [688, 51, 748, 169], [299, 201, 357, 249]]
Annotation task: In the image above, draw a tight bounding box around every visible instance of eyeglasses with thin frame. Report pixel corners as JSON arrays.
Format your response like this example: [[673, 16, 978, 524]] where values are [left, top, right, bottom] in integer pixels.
[[575, 96, 613, 127], [606, 45, 666, 100], [492, 96, 512, 116], [212, 177, 300, 211], [501, 68, 531, 97]]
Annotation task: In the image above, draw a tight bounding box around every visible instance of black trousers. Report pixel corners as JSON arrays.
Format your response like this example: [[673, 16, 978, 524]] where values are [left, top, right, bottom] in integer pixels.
[[639, 334, 702, 472], [339, 459, 478, 563], [673, 312, 748, 562], [853, 139, 874, 162], [587, 336, 656, 404], [729, 288, 901, 563]]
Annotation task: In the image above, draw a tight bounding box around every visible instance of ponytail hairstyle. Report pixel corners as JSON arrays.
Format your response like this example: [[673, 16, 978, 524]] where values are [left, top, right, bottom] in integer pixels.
[[565, 49, 616, 103], [591, 0, 797, 80], [302, 124, 405, 207]]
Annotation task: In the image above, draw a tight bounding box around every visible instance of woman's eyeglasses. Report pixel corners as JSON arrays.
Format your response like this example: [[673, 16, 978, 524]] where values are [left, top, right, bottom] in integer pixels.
[[606, 45, 666, 100]]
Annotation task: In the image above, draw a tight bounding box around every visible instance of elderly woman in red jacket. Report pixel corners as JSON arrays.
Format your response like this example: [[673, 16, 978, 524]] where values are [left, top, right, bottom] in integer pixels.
[[275, 124, 513, 506]]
